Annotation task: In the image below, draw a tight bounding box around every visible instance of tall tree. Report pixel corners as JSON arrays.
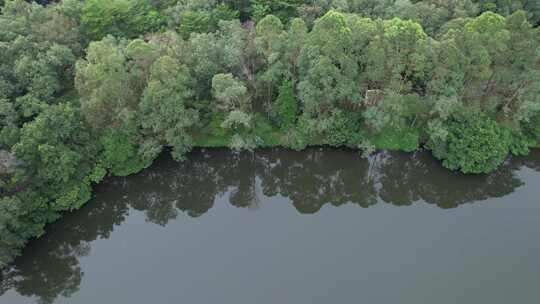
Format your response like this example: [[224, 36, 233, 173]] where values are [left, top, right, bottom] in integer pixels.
[[139, 55, 200, 160], [298, 11, 360, 118]]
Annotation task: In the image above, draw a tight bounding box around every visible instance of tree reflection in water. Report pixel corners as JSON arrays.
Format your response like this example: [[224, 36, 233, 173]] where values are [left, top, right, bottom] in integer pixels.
[[1, 148, 539, 303]]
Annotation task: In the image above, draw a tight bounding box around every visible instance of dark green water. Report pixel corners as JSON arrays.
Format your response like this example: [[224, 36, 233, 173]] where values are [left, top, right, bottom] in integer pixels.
[[1, 148, 540, 304]]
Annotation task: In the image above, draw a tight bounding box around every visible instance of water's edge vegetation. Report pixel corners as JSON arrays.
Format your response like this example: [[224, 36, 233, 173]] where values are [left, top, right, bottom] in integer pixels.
[[2, 148, 540, 304], [1, 0, 539, 268]]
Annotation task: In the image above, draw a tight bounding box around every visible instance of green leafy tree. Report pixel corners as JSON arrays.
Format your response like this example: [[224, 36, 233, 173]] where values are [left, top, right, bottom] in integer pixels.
[[283, 18, 308, 83], [428, 113, 511, 174], [0, 194, 53, 268], [82, 0, 164, 40], [218, 20, 260, 91], [255, 15, 307, 103], [178, 10, 211, 39], [251, 0, 303, 23], [210, 4, 239, 26], [324, 109, 362, 147], [187, 31, 226, 101], [75, 36, 157, 175], [212, 73, 250, 111], [523, 113, 540, 146], [437, 12, 509, 113], [364, 18, 428, 92], [275, 80, 298, 129], [388, 0, 479, 36], [139, 56, 200, 160], [298, 11, 360, 119], [211, 73, 256, 150], [75, 37, 136, 132], [100, 129, 150, 176], [495, 11, 540, 127], [475, 0, 540, 25], [11, 104, 96, 199], [251, 2, 270, 24], [221, 110, 257, 151], [0, 99, 19, 149], [256, 15, 306, 110], [0, 0, 82, 142]]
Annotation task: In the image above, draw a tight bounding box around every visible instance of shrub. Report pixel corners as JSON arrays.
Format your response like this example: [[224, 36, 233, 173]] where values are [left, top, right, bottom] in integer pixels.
[[100, 131, 150, 176], [371, 127, 419, 152], [429, 113, 511, 174], [275, 80, 298, 130], [325, 110, 363, 147]]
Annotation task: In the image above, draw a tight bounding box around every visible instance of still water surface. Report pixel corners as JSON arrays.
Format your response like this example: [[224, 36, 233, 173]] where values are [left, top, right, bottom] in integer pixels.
[[1, 148, 540, 304]]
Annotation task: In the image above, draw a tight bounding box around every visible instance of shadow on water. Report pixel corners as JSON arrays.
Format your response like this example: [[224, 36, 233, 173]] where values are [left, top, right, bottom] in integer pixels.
[[1, 148, 539, 303]]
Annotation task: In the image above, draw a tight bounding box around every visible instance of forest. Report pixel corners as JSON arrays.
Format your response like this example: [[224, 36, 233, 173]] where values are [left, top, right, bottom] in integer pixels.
[[0, 0, 539, 268]]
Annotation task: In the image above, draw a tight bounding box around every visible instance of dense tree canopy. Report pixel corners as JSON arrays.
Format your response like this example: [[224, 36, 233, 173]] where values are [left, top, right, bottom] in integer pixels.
[[81, 0, 165, 40], [1, 0, 539, 270], [428, 113, 512, 173]]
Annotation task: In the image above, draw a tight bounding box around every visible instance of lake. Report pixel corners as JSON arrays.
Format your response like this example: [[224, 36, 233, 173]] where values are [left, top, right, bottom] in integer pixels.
[[1, 148, 539, 304]]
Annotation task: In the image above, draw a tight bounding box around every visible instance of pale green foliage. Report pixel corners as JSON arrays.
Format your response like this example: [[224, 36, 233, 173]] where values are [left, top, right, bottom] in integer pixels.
[[212, 73, 250, 111], [75, 36, 139, 133], [75, 36, 156, 173], [188, 32, 226, 103], [282, 115, 312, 150], [364, 92, 425, 132], [430, 95, 460, 120], [363, 106, 390, 132], [432, 10, 540, 126], [229, 133, 258, 151], [284, 18, 308, 81], [221, 110, 252, 130], [298, 11, 360, 117], [341, 0, 479, 35], [256, 15, 307, 103], [221, 110, 258, 151], [256, 15, 285, 78], [140, 56, 200, 160], [427, 119, 449, 147], [497, 11, 540, 125], [365, 18, 428, 91], [217, 20, 259, 91]]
